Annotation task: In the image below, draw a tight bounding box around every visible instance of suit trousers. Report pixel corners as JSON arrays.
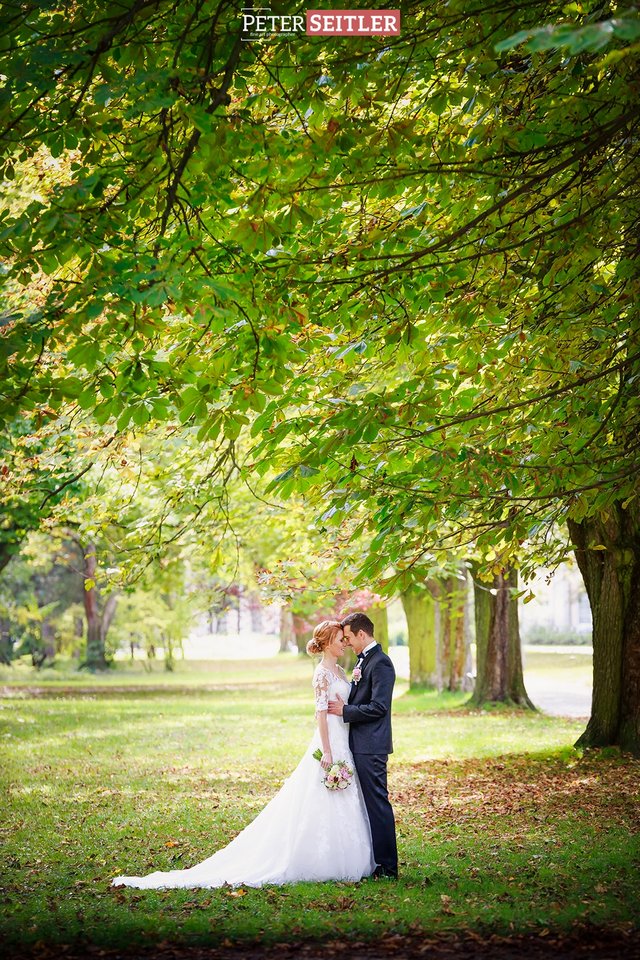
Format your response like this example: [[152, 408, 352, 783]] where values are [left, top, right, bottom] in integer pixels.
[[353, 753, 398, 876]]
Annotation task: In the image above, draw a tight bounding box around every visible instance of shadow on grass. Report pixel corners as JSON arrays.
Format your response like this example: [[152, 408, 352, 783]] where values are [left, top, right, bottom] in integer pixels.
[[3, 746, 639, 951], [3, 665, 638, 953], [392, 687, 547, 716]]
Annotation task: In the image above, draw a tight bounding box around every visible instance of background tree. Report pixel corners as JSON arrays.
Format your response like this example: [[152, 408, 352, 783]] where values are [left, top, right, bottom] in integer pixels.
[[470, 564, 534, 708], [439, 568, 473, 694], [401, 583, 438, 689]]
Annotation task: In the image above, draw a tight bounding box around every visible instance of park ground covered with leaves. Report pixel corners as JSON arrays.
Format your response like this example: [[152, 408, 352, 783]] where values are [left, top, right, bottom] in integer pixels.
[[2, 657, 639, 958]]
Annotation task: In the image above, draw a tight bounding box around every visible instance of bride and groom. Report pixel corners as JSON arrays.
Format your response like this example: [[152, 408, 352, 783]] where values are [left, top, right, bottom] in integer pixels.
[[111, 612, 398, 888]]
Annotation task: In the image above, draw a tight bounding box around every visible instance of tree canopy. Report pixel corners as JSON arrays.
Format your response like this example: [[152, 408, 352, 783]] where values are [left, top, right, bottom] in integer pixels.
[[2, 1, 638, 577], [1, 2, 640, 746]]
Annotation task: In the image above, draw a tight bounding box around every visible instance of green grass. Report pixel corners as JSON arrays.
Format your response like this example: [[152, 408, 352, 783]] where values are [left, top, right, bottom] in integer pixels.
[[523, 647, 593, 680], [1, 654, 638, 949], [0, 653, 310, 687]]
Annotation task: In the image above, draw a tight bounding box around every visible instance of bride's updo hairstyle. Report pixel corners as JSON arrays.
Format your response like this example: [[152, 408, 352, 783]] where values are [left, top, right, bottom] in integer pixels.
[[306, 620, 342, 656]]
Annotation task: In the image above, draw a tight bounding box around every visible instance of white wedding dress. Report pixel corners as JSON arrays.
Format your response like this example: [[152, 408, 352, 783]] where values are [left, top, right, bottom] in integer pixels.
[[111, 664, 375, 888]]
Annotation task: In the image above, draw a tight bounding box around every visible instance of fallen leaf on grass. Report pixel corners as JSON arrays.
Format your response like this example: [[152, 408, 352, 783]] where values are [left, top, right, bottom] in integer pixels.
[[334, 896, 356, 910], [440, 894, 454, 914]]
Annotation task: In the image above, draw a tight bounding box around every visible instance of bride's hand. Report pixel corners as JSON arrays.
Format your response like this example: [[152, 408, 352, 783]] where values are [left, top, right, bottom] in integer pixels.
[[321, 751, 333, 770]]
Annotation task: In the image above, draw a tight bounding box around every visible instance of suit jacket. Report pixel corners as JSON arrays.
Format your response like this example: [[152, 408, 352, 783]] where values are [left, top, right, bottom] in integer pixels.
[[342, 644, 395, 755]]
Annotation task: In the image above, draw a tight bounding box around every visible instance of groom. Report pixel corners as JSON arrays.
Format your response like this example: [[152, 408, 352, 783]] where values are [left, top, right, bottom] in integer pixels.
[[328, 611, 398, 879]]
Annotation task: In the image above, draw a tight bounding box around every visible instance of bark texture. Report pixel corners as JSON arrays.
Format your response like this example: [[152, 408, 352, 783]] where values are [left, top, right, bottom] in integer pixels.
[[441, 571, 473, 692], [568, 500, 640, 756], [402, 584, 438, 688], [470, 565, 534, 708], [292, 612, 308, 654], [82, 542, 108, 670], [279, 605, 295, 653], [368, 603, 389, 653]]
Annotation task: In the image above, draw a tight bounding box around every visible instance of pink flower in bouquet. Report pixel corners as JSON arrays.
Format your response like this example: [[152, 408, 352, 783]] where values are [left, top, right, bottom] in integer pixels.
[[351, 666, 362, 684], [313, 753, 354, 790], [325, 761, 353, 791]]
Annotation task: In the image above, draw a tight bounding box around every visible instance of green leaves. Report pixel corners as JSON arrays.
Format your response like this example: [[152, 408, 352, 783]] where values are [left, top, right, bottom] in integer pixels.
[[1, 0, 638, 593], [178, 386, 207, 424], [495, 14, 640, 55]]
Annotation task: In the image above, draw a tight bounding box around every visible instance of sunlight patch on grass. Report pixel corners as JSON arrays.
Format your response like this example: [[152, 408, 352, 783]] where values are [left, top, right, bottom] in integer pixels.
[[1, 658, 637, 948]]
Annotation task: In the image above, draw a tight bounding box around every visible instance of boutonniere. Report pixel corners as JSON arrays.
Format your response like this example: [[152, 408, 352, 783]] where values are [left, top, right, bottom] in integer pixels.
[[351, 665, 362, 684]]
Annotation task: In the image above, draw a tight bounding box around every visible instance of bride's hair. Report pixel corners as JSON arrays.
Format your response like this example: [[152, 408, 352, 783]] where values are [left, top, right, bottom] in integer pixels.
[[306, 620, 342, 656]]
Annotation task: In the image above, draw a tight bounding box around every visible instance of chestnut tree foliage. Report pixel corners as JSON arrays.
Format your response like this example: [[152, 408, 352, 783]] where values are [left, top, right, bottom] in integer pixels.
[[1, 1, 639, 748]]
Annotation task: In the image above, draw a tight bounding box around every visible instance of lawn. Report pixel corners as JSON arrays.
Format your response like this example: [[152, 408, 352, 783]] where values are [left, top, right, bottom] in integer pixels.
[[1, 654, 638, 952]]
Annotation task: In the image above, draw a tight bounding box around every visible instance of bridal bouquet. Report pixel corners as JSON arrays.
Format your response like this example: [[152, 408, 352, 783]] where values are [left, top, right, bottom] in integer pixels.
[[313, 749, 354, 790]]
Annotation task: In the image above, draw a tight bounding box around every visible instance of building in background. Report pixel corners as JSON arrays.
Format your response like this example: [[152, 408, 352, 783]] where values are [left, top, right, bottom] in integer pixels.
[[518, 562, 592, 644]]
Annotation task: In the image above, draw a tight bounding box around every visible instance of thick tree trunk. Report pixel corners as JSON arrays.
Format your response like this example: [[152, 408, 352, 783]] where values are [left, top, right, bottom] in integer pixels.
[[101, 591, 118, 646], [568, 501, 640, 756], [461, 571, 474, 693], [402, 585, 438, 688], [0, 543, 15, 576], [279, 605, 295, 652], [441, 571, 471, 692], [82, 541, 108, 671], [368, 603, 389, 653], [0, 535, 25, 576], [292, 613, 309, 654], [470, 565, 534, 708]]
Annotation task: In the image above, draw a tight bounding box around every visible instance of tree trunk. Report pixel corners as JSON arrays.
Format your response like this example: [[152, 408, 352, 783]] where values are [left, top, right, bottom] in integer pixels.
[[162, 631, 175, 671], [461, 571, 474, 693], [441, 572, 470, 691], [0, 536, 24, 576], [401, 585, 438, 688], [41, 621, 56, 662], [368, 603, 389, 653], [470, 565, 534, 708], [568, 501, 640, 755], [0, 622, 12, 665], [292, 613, 309, 655], [82, 541, 108, 671], [279, 605, 295, 653], [101, 591, 119, 647]]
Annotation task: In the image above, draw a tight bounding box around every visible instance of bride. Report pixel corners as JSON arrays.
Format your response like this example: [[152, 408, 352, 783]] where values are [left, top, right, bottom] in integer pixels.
[[111, 620, 375, 888]]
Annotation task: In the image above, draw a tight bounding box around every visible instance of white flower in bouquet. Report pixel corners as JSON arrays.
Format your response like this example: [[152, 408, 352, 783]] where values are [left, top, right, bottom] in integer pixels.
[[312, 749, 354, 790]]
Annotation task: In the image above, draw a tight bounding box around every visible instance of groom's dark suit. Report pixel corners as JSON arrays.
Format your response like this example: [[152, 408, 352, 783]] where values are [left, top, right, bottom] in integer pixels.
[[342, 643, 398, 877]]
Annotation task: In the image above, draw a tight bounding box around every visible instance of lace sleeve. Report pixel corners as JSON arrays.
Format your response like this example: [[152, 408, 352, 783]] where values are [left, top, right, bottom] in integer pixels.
[[312, 666, 331, 713]]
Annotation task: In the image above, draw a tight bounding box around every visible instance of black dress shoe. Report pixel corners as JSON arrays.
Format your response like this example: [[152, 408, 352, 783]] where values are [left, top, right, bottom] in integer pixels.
[[371, 867, 398, 879]]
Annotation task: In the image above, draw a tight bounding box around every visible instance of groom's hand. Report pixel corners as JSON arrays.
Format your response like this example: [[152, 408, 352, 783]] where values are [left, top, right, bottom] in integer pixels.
[[328, 694, 345, 716]]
